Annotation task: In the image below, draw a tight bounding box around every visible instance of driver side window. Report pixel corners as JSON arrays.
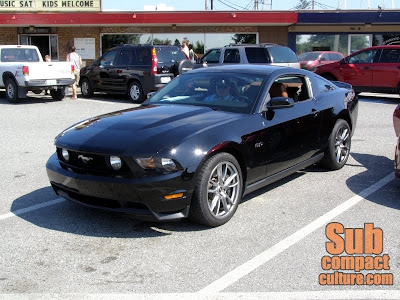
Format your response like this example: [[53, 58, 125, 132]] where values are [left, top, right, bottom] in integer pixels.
[[348, 50, 377, 64], [99, 49, 118, 67]]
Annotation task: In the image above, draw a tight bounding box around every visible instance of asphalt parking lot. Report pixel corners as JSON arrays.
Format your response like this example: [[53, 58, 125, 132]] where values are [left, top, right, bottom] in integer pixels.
[[0, 90, 399, 299]]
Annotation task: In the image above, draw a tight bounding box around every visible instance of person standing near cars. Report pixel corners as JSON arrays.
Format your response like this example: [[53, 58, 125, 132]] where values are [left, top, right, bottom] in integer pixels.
[[66, 46, 82, 99], [181, 41, 190, 59]]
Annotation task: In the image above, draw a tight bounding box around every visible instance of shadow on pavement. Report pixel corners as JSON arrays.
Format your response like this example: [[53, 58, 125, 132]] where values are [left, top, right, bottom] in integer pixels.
[[11, 186, 208, 238]]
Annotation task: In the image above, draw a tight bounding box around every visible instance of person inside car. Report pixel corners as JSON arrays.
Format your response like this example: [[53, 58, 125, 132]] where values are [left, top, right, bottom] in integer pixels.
[[204, 78, 238, 102]]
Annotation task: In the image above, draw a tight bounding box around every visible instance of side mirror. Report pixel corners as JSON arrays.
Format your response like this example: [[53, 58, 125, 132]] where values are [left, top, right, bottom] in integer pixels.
[[267, 97, 295, 110], [340, 58, 347, 64], [319, 57, 326, 62]]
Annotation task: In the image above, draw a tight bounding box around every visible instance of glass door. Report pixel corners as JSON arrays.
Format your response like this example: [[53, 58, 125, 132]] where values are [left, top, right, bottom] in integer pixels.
[[18, 34, 59, 60], [348, 34, 372, 55]]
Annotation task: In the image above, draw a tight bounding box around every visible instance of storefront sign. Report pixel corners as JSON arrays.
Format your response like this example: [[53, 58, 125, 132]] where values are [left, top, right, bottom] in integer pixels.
[[74, 37, 95, 59], [0, 0, 101, 12]]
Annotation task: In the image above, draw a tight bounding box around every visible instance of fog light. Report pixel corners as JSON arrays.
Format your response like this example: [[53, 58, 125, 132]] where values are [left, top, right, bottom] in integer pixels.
[[110, 156, 122, 170], [61, 148, 69, 161]]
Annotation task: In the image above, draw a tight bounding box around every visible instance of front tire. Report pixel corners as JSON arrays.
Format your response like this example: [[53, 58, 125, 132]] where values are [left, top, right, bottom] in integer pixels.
[[321, 119, 351, 170], [189, 153, 243, 227], [80, 78, 93, 98], [128, 81, 144, 103], [5, 79, 19, 103]]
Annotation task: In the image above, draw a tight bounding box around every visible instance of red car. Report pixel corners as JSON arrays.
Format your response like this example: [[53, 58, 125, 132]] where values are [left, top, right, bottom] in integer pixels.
[[394, 105, 400, 178], [315, 45, 400, 95], [298, 51, 344, 71]]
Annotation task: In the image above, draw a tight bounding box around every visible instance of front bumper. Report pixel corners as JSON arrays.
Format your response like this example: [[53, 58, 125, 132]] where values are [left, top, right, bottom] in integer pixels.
[[46, 153, 194, 221]]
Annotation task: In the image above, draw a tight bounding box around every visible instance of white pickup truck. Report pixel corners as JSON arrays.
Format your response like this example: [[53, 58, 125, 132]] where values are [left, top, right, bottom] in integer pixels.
[[0, 45, 75, 103]]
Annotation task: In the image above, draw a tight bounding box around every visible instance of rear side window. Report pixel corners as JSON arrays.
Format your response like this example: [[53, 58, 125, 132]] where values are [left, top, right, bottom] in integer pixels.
[[1, 48, 40, 62], [114, 49, 136, 66], [135, 48, 152, 65], [245, 48, 271, 63], [328, 53, 344, 61], [379, 49, 400, 63], [223, 49, 240, 63], [156, 47, 186, 63], [268, 46, 298, 63]]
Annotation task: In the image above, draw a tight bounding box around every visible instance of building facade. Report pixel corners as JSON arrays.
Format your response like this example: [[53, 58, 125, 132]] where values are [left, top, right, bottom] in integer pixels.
[[0, 1, 399, 65]]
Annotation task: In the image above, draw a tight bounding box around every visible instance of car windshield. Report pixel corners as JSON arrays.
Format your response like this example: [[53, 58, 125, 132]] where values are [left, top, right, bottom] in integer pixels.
[[145, 72, 266, 114], [298, 52, 321, 61]]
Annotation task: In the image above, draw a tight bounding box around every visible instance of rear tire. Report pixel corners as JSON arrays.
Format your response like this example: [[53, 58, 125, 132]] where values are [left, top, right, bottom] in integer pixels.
[[5, 78, 19, 103], [189, 153, 243, 227], [80, 78, 94, 98], [50, 88, 65, 101], [320, 119, 351, 170], [128, 81, 144, 103]]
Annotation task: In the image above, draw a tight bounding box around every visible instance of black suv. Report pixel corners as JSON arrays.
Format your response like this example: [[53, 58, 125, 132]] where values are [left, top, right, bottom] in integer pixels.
[[79, 45, 193, 102], [194, 43, 300, 69]]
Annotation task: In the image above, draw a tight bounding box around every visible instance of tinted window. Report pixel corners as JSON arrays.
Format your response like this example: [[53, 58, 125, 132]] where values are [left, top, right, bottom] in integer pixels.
[[114, 49, 136, 66], [156, 47, 186, 63], [223, 49, 240, 63], [136, 48, 152, 65], [272, 75, 310, 102], [99, 49, 118, 67], [201, 49, 221, 63], [1, 48, 40, 62], [348, 49, 378, 64], [245, 48, 270, 63], [268, 46, 298, 63], [379, 49, 400, 63]]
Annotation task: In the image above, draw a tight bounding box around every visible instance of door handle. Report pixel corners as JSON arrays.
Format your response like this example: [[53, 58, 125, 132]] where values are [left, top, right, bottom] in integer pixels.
[[363, 66, 371, 70]]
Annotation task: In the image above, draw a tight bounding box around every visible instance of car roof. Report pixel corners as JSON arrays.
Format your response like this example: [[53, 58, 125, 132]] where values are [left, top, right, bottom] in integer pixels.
[[188, 64, 304, 76], [225, 43, 283, 48]]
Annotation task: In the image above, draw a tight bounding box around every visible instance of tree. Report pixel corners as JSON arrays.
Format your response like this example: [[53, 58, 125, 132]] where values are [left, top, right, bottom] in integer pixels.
[[293, 0, 312, 9], [232, 34, 256, 44]]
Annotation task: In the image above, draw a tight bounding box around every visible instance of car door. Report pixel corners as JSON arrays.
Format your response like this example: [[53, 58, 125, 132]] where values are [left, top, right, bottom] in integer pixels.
[[89, 48, 119, 91], [109, 48, 133, 92], [372, 48, 400, 91], [340, 48, 378, 89], [261, 75, 322, 176], [194, 48, 221, 68]]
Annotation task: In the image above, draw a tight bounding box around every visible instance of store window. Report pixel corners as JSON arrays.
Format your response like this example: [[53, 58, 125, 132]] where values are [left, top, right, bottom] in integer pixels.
[[100, 33, 257, 57], [295, 34, 348, 57]]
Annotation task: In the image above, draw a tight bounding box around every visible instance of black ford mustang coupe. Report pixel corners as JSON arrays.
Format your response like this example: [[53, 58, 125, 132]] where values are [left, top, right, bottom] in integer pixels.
[[46, 65, 358, 227]]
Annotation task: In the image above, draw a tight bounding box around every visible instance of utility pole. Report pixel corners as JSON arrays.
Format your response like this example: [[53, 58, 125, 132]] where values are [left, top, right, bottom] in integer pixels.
[[205, 0, 208, 10], [312, 0, 315, 9], [254, 0, 258, 10], [211, 0, 214, 10]]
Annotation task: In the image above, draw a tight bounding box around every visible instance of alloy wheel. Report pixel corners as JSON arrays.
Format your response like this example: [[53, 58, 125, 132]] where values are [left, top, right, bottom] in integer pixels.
[[335, 126, 350, 163], [207, 161, 240, 218]]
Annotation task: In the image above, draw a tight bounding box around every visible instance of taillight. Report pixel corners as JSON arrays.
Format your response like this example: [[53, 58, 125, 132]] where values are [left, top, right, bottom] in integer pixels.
[[151, 48, 157, 75], [71, 65, 75, 73], [22, 66, 29, 75]]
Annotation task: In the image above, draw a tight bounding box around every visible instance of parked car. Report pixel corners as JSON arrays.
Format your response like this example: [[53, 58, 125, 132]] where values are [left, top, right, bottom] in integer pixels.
[[298, 51, 344, 71], [393, 104, 400, 178], [46, 65, 358, 227], [0, 45, 75, 103], [315, 45, 400, 94], [194, 43, 300, 69], [79, 44, 193, 102]]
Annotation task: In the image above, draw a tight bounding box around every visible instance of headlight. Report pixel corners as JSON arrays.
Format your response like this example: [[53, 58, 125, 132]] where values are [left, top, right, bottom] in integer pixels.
[[61, 148, 69, 161], [135, 157, 178, 172], [110, 156, 122, 170]]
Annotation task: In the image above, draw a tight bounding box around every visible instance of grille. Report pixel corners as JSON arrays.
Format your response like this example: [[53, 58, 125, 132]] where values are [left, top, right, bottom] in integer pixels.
[[56, 147, 135, 177]]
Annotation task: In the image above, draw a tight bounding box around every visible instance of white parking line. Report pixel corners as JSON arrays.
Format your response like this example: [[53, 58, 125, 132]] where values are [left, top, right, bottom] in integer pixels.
[[199, 172, 395, 294], [0, 198, 65, 221]]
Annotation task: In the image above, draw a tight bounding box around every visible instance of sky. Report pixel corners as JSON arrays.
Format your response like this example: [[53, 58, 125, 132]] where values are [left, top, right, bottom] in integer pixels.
[[101, 0, 399, 11]]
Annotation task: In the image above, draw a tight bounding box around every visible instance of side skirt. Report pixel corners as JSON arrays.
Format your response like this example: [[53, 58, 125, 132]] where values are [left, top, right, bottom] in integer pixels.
[[243, 153, 324, 196]]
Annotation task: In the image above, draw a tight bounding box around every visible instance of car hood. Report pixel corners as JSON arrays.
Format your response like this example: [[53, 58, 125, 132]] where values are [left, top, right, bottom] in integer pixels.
[[55, 104, 244, 155]]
